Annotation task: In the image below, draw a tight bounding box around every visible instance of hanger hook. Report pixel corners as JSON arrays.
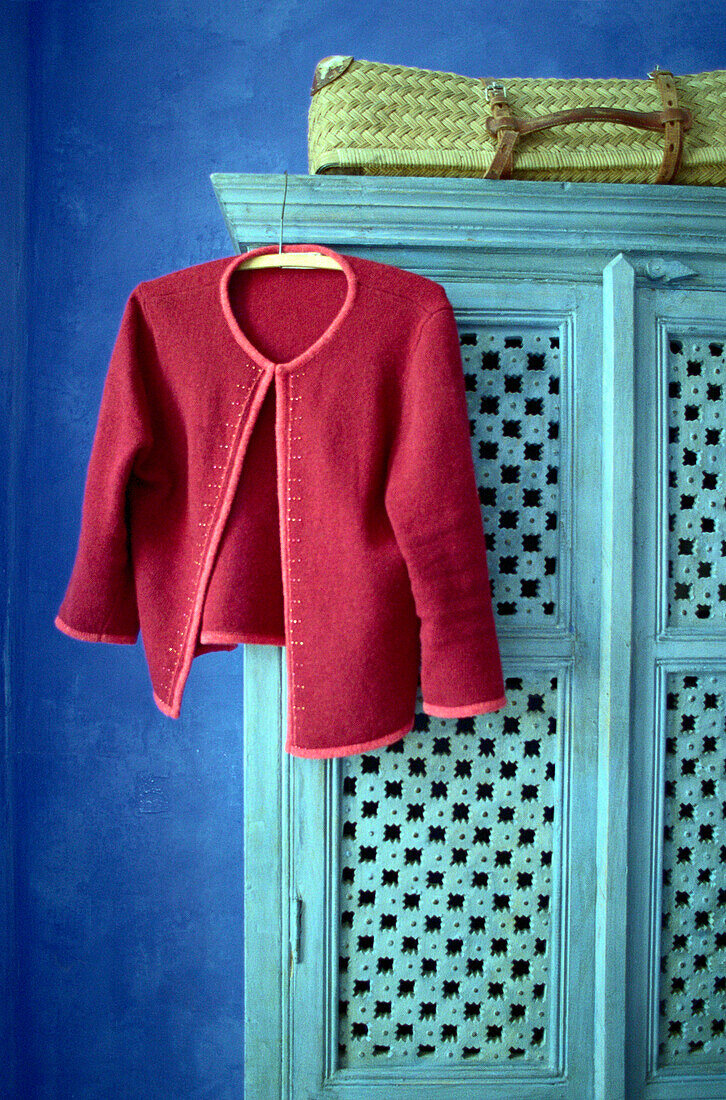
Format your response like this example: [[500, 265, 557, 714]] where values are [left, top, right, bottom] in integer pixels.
[[279, 171, 288, 254]]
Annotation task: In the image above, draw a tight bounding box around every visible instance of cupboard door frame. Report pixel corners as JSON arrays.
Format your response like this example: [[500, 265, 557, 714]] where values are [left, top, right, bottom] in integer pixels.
[[628, 285, 726, 1100], [246, 272, 609, 1100]]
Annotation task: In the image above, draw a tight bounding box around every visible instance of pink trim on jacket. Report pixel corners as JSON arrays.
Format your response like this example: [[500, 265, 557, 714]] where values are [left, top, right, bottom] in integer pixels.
[[286, 719, 414, 759], [55, 615, 137, 645], [163, 368, 274, 720], [423, 694, 509, 718], [199, 630, 284, 646]]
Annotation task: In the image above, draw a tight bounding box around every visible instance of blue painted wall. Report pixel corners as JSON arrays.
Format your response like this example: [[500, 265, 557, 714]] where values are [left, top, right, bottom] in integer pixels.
[[2, 5, 30, 1097], [10, 1, 726, 1095]]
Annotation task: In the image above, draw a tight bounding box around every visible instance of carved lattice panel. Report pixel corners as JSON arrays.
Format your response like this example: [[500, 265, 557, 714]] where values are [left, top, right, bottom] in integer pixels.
[[337, 673, 562, 1067], [666, 335, 726, 627], [658, 671, 726, 1067], [459, 326, 564, 627]]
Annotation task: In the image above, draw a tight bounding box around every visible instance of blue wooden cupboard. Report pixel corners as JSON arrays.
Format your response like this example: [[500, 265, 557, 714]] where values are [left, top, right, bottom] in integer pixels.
[[211, 173, 726, 1100]]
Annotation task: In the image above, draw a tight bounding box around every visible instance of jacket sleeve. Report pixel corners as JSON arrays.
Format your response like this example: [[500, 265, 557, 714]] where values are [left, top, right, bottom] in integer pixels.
[[54, 288, 154, 644], [384, 300, 507, 717]]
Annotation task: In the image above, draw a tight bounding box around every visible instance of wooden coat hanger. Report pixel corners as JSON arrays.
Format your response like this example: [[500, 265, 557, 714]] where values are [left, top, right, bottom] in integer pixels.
[[235, 172, 342, 271]]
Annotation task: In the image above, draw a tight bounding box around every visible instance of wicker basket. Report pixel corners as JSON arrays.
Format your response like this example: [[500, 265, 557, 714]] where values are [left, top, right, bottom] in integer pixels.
[[308, 57, 726, 185]]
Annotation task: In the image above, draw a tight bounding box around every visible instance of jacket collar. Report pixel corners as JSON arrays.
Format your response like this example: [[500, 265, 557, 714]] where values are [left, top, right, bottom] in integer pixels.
[[219, 243, 358, 373]]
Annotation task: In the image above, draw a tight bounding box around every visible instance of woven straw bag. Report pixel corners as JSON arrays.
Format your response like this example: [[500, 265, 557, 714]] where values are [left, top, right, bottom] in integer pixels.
[[308, 57, 726, 185]]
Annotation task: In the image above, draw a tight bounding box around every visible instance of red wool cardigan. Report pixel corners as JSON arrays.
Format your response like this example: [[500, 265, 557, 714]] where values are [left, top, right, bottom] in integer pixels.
[[55, 243, 507, 757]]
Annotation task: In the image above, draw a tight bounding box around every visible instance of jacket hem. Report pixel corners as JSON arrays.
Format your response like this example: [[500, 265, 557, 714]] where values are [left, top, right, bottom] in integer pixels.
[[153, 690, 180, 719], [54, 614, 138, 645], [285, 718, 414, 759], [422, 693, 508, 718], [199, 629, 285, 646]]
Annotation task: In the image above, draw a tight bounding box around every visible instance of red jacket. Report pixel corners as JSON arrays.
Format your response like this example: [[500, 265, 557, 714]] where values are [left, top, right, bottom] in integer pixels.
[[55, 243, 506, 757]]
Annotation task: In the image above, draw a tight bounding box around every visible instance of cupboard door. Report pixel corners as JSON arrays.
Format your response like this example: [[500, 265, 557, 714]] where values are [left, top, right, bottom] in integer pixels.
[[628, 286, 726, 1100], [274, 278, 606, 1099]]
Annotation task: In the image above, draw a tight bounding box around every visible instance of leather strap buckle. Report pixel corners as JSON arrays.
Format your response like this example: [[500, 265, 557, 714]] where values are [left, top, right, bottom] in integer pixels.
[[484, 82, 507, 103]]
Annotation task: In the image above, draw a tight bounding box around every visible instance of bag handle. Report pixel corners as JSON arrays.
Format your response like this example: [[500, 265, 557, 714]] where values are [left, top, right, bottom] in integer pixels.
[[482, 68, 693, 184]]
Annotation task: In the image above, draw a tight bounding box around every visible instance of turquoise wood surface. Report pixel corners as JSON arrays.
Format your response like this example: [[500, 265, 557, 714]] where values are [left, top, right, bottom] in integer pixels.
[[220, 175, 726, 1100], [629, 285, 726, 1100], [596, 255, 635, 1100]]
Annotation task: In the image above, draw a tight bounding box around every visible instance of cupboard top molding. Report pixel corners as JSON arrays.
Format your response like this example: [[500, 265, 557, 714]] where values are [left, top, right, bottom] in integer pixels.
[[211, 172, 726, 264]]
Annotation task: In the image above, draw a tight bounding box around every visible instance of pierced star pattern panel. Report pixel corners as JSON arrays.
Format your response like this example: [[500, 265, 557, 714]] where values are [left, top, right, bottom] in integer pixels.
[[337, 674, 561, 1067], [666, 336, 726, 628], [657, 671, 726, 1067], [458, 326, 564, 627]]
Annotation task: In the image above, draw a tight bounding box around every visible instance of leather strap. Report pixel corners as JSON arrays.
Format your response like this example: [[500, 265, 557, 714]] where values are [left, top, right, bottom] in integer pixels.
[[651, 69, 688, 183], [485, 84, 517, 180], [486, 105, 690, 137], [483, 69, 692, 183]]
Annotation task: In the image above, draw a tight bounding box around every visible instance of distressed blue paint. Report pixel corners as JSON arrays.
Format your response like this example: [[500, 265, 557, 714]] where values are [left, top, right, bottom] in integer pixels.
[[596, 254, 635, 1100], [8, 2, 726, 1099], [1, 7, 30, 1098]]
